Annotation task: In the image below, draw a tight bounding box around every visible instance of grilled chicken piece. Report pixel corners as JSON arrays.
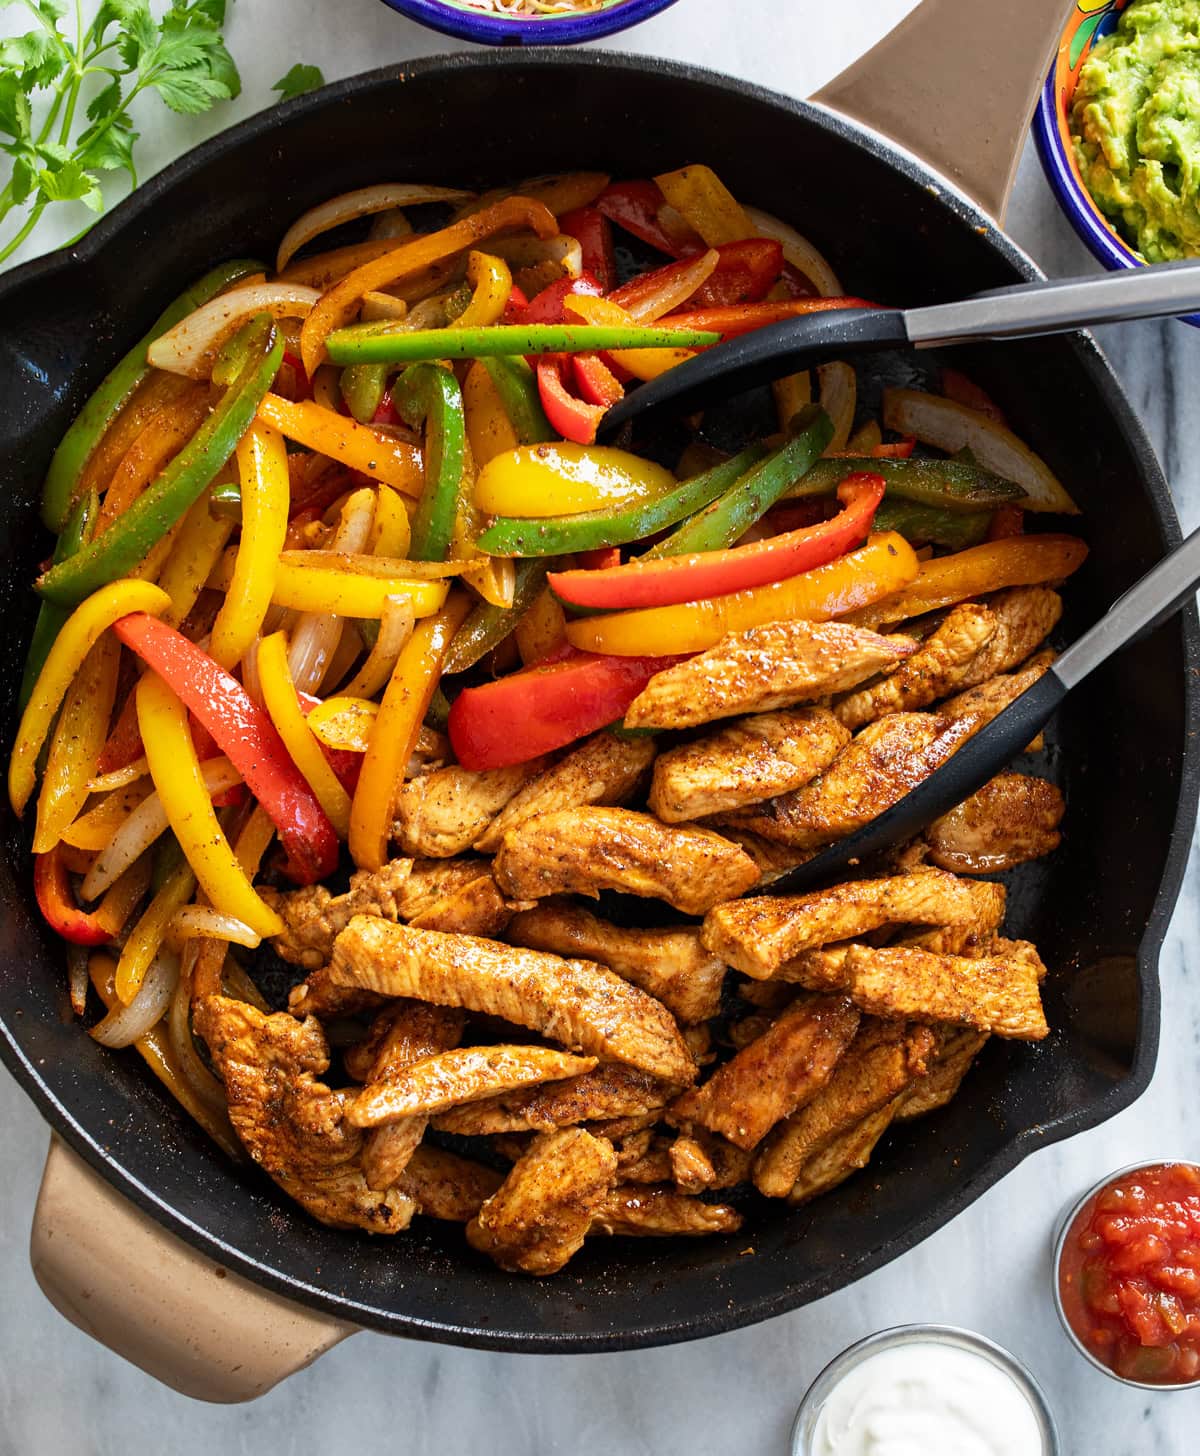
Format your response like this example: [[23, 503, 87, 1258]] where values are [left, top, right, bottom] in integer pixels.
[[720, 831, 817, 886], [329, 918, 697, 1084], [648, 708, 850, 823], [834, 603, 997, 729], [401, 858, 518, 937], [613, 1133, 675, 1184], [592, 1185, 742, 1237], [493, 806, 760, 914], [474, 733, 656, 853], [926, 773, 1064, 873], [193, 995, 413, 1233], [506, 901, 726, 1025], [896, 1028, 990, 1122], [702, 870, 1006, 980], [263, 858, 413, 970], [939, 648, 1055, 725], [754, 1018, 936, 1198], [392, 760, 546, 858], [467, 1127, 618, 1275], [432, 1063, 669, 1135], [670, 996, 861, 1149], [785, 1100, 901, 1205], [397, 1145, 504, 1221], [953, 586, 1061, 687], [668, 1131, 754, 1192], [841, 943, 1048, 1039], [624, 618, 916, 730], [288, 965, 387, 1021]]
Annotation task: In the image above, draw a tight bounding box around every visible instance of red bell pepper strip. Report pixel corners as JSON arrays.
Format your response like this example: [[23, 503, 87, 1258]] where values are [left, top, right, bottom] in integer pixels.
[[664, 296, 877, 338], [500, 283, 530, 324], [298, 692, 364, 794], [559, 206, 618, 293], [34, 845, 110, 945], [371, 390, 401, 427], [537, 357, 607, 445], [609, 239, 783, 315], [576, 546, 621, 570], [112, 613, 339, 884], [510, 273, 603, 326], [596, 180, 703, 259], [547, 472, 886, 611], [277, 349, 313, 402], [872, 439, 916, 459], [448, 648, 682, 769], [572, 352, 624, 408], [96, 691, 144, 774]]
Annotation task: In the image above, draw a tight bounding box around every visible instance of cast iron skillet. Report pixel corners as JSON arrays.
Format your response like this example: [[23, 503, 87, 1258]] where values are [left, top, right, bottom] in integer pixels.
[[0, 52, 1197, 1352]]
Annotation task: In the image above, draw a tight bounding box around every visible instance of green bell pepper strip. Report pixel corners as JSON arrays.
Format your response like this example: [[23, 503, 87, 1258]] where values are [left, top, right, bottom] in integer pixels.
[[37, 316, 284, 608], [42, 258, 266, 532], [209, 479, 243, 520], [783, 455, 1022, 513], [340, 362, 390, 424], [478, 445, 767, 558], [482, 356, 554, 444], [325, 321, 721, 366], [425, 684, 452, 734], [644, 405, 832, 560], [872, 497, 992, 551], [18, 489, 99, 712], [395, 362, 467, 563], [443, 558, 555, 675]]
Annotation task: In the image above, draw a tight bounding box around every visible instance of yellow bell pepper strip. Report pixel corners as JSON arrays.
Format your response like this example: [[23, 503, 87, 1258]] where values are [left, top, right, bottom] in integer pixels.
[[156, 490, 236, 628], [134, 672, 284, 940], [565, 532, 921, 657], [94, 855, 154, 939], [369, 485, 413, 559], [10, 579, 171, 818], [257, 632, 353, 839], [209, 553, 449, 618], [456, 251, 513, 328], [256, 392, 423, 496], [114, 857, 198, 1003], [307, 696, 379, 754], [300, 196, 559, 377], [515, 586, 568, 665], [209, 423, 290, 670], [466, 172, 609, 219], [62, 780, 152, 851], [395, 363, 467, 562], [33, 634, 120, 855], [653, 166, 756, 246], [563, 292, 694, 381], [475, 443, 677, 519], [350, 591, 473, 870], [37, 319, 284, 609], [449, 434, 513, 611], [482, 356, 555, 445], [465, 361, 521, 467], [279, 236, 404, 288], [444, 558, 555, 675], [234, 805, 277, 879], [42, 259, 265, 531], [19, 487, 98, 713], [324, 320, 721, 368]]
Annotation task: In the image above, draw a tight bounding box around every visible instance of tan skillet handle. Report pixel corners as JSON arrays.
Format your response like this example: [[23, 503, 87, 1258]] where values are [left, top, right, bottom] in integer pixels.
[[30, 1136, 356, 1403], [812, 0, 1073, 223]]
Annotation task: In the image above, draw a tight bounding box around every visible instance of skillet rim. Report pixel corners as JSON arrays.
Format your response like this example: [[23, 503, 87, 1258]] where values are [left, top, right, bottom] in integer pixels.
[[0, 48, 1197, 1352]]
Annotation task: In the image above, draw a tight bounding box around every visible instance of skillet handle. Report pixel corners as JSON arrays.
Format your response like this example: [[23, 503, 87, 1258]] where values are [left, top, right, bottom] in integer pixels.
[[811, 0, 1071, 223], [29, 1135, 357, 1403]]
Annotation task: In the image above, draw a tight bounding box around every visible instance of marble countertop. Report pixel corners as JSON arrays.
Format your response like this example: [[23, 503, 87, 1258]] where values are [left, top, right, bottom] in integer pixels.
[[1, 0, 1197, 1450]]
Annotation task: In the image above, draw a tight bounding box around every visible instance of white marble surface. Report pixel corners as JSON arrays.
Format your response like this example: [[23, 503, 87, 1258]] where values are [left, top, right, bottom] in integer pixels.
[[1, 0, 1198, 1450]]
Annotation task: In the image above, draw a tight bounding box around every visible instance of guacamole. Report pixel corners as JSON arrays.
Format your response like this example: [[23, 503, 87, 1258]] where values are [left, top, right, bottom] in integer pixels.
[[1070, 0, 1200, 261]]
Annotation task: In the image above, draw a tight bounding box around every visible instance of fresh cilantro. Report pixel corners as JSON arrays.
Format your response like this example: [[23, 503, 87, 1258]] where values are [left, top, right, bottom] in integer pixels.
[[272, 63, 324, 103]]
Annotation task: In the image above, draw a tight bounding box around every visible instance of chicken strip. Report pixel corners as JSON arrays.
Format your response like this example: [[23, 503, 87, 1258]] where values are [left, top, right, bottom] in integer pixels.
[[843, 944, 1048, 1039], [668, 1131, 754, 1193], [398, 1145, 504, 1222], [506, 901, 727, 1025], [953, 586, 1061, 688], [648, 708, 850, 823], [926, 773, 1064, 873], [895, 1028, 990, 1122], [262, 858, 413, 970], [701, 870, 1006, 980], [392, 760, 546, 858], [193, 995, 413, 1233], [402, 858, 518, 937], [493, 806, 760, 914], [720, 831, 817, 886], [612, 1132, 675, 1184], [624, 618, 916, 730], [329, 918, 697, 1084], [939, 648, 1055, 724], [669, 996, 860, 1150], [785, 1100, 900, 1205], [432, 1063, 669, 1136], [834, 603, 997, 729], [467, 1128, 618, 1275], [474, 733, 656, 853], [592, 1185, 742, 1237], [754, 1018, 935, 1198]]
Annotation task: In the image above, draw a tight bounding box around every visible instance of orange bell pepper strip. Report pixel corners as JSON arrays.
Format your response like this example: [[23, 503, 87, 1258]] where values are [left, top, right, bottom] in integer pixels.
[[156, 489, 236, 628], [299, 195, 558, 377], [565, 532, 920, 657], [563, 292, 692, 381], [32, 633, 120, 854], [113, 856, 197, 1003], [663, 297, 876, 338], [256, 393, 423, 496], [94, 387, 211, 533]]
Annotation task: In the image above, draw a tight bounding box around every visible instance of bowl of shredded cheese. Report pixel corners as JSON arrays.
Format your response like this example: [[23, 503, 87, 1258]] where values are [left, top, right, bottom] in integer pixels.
[[379, 0, 680, 44]]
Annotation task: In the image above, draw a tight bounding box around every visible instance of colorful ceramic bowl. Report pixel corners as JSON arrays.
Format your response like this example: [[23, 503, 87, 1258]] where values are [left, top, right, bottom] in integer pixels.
[[378, 0, 680, 45], [1032, 0, 1200, 326]]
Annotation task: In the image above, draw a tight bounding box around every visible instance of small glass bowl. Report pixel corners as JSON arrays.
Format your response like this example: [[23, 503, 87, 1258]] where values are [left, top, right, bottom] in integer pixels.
[[377, 0, 680, 46], [790, 1324, 1060, 1455], [1053, 1159, 1200, 1391]]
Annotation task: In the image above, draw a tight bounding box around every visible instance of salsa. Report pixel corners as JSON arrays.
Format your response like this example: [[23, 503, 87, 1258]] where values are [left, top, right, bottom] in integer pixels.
[[1058, 1161, 1200, 1384]]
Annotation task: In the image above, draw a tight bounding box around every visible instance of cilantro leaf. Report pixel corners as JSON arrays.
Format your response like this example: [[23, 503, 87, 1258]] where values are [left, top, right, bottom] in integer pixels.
[[0, 74, 34, 142], [272, 64, 325, 103], [37, 158, 103, 212]]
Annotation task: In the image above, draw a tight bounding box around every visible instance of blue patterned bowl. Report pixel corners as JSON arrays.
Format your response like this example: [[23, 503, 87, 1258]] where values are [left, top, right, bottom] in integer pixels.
[[378, 0, 680, 45]]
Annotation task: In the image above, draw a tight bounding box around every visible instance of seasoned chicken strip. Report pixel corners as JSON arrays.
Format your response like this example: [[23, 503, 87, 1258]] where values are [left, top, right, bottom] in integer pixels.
[[843, 944, 1048, 1039], [720, 830, 817, 886], [953, 586, 1061, 688], [754, 1019, 936, 1198], [669, 996, 860, 1149], [926, 773, 1064, 873], [393, 760, 546, 858], [467, 1127, 617, 1275], [262, 858, 413, 970], [895, 1028, 990, 1121], [668, 1131, 754, 1193], [785, 1100, 900, 1205], [834, 603, 997, 729], [506, 901, 727, 1024], [329, 918, 697, 1084], [493, 806, 760, 914], [648, 708, 850, 823], [432, 1063, 668, 1135], [474, 733, 656, 853], [939, 649, 1055, 724], [402, 858, 518, 937], [624, 618, 916, 730], [398, 1145, 504, 1222], [592, 1185, 742, 1237], [701, 870, 1006, 980], [193, 995, 413, 1233], [612, 1132, 675, 1184]]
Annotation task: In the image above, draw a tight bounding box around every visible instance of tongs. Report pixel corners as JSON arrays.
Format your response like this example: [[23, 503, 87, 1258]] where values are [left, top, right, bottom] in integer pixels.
[[764, 521, 1200, 897]]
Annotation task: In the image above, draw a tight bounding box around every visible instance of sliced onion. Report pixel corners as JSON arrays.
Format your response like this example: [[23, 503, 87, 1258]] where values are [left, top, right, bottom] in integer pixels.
[[275, 184, 474, 273], [86, 757, 150, 793], [341, 596, 416, 699], [745, 205, 843, 298], [167, 965, 227, 1113], [288, 489, 375, 693], [91, 948, 178, 1048], [487, 233, 582, 280], [172, 906, 261, 948], [626, 249, 719, 322], [818, 361, 857, 452], [882, 387, 1080, 514], [367, 210, 413, 242], [148, 284, 320, 378], [320, 619, 364, 693], [67, 945, 89, 1017], [361, 290, 409, 323], [312, 364, 341, 413]]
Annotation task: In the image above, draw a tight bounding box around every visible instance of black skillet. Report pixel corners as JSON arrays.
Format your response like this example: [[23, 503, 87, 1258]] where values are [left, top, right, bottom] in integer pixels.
[[0, 42, 1197, 1383]]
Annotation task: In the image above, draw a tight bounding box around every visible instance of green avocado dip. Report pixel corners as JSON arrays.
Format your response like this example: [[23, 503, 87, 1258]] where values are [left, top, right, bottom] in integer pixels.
[[1070, 0, 1200, 261]]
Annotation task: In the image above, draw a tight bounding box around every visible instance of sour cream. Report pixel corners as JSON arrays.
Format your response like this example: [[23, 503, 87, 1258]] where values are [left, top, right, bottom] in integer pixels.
[[811, 1341, 1045, 1456]]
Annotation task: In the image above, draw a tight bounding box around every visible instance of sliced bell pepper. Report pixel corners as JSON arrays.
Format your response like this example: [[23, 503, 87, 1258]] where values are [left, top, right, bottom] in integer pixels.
[[475, 442, 676, 519], [572, 353, 623, 408], [112, 613, 339, 885], [394, 363, 467, 563], [987, 504, 1026, 541], [444, 557, 554, 675], [115, 855, 198, 1004], [537, 357, 606, 445], [872, 497, 992, 551], [481, 356, 555, 444], [558, 207, 618, 292], [515, 586, 567, 665], [341, 361, 390, 424], [456, 250, 513, 328], [782, 454, 1023, 512], [505, 272, 602, 326], [563, 292, 693, 381], [306, 696, 378, 755], [324, 320, 721, 368], [93, 386, 211, 534], [19, 487, 98, 712], [33, 633, 120, 855], [609, 250, 719, 319], [565, 531, 920, 657], [690, 239, 784, 306], [465, 361, 521, 467], [257, 392, 423, 496], [208, 553, 448, 619], [34, 844, 112, 946], [654, 165, 755, 247], [550, 471, 884, 611], [595, 180, 704, 258], [369, 484, 413, 559], [448, 648, 683, 771], [663, 296, 876, 337], [156, 489, 237, 629]]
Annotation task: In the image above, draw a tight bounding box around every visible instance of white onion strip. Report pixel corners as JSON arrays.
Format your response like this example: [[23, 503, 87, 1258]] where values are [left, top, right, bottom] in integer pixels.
[[342, 596, 416, 699], [625, 249, 719, 322], [167, 964, 228, 1112], [745, 205, 843, 298], [172, 906, 261, 949], [818, 361, 857, 453], [86, 757, 150, 793], [148, 284, 320, 379], [487, 233, 583, 280], [275, 184, 475, 273], [67, 945, 89, 1018], [90, 949, 179, 1048], [287, 488, 376, 693]]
